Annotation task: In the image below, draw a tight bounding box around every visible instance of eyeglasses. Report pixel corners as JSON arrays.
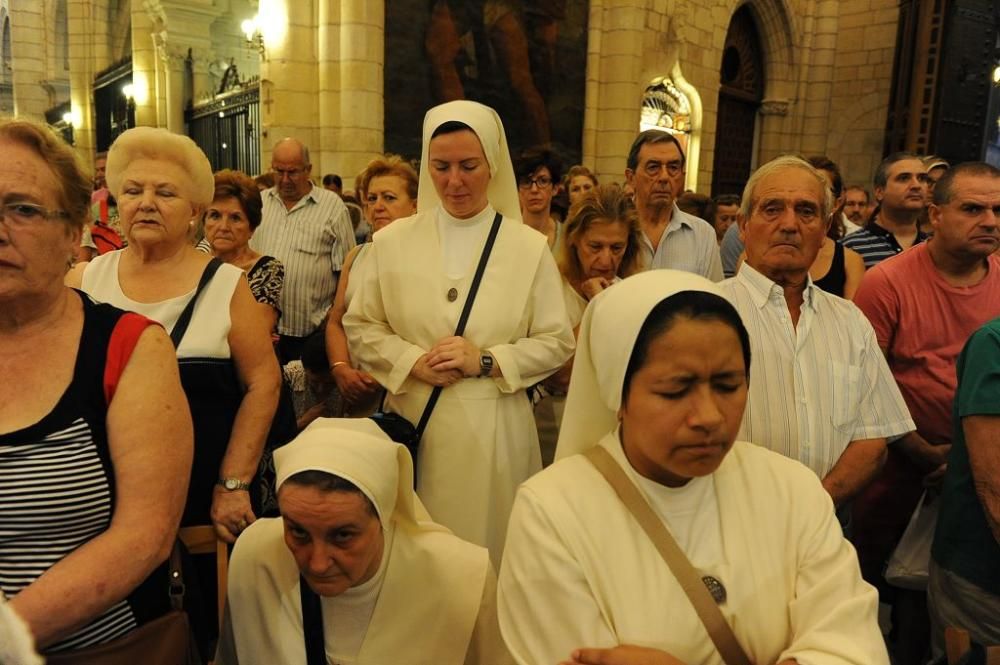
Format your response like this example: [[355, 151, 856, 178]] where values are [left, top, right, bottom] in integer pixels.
[[273, 167, 305, 179], [0, 202, 69, 227], [642, 160, 684, 177], [518, 176, 553, 190]]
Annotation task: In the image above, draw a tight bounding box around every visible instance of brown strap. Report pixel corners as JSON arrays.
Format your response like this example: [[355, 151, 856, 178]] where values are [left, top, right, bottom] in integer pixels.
[[584, 446, 753, 665]]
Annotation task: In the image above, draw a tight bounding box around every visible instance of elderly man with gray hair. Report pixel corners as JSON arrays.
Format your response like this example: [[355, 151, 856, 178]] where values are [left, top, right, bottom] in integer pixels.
[[717, 155, 914, 518]]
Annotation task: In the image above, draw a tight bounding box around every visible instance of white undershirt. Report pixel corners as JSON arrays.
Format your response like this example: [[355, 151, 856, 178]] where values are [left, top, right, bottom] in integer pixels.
[[436, 204, 496, 279], [608, 430, 724, 570], [322, 526, 395, 664]]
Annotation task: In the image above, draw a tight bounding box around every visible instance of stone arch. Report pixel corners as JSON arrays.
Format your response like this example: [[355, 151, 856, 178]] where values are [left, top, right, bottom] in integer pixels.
[[728, 0, 797, 102]]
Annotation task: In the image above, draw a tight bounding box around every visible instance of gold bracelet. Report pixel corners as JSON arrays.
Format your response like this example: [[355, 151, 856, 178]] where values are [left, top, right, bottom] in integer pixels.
[[331, 361, 348, 370]]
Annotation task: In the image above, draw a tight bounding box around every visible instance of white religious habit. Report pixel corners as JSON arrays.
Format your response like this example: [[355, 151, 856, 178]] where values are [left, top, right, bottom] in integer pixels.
[[216, 419, 511, 665], [498, 270, 889, 665], [343, 101, 574, 564], [718, 263, 914, 478]]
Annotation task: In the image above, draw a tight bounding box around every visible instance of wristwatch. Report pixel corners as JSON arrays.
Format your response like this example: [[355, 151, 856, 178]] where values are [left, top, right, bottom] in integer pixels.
[[217, 477, 251, 492], [479, 352, 495, 378]]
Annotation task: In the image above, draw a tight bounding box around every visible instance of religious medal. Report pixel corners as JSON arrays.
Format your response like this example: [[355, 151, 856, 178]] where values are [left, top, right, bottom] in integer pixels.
[[447, 287, 458, 302], [702, 575, 727, 604]]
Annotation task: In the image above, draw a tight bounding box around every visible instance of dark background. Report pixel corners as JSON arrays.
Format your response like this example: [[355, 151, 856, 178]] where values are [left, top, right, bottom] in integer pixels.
[[385, 0, 589, 170]]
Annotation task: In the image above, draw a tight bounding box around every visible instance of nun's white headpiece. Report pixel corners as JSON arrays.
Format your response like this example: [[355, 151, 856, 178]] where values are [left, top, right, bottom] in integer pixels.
[[555, 270, 739, 460], [274, 418, 444, 534], [417, 100, 521, 220]]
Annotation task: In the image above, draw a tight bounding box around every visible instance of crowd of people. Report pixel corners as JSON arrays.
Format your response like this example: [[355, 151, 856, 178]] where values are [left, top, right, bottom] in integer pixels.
[[1, 98, 999, 665]]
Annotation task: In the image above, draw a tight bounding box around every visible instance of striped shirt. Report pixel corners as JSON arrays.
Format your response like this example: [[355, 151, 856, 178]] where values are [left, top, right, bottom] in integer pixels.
[[719, 264, 914, 479], [842, 221, 927, 268], [639, 205, 724, 281], [251, 185, 356, 336], [0, 297, 165, 652]]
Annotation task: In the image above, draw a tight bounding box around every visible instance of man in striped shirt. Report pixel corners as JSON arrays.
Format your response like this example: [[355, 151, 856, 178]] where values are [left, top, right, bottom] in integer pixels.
[[625, 130, 723, 280], [718, 155, 914, 515], [843, 152, 930, 268], [251, 138, 356, 363]]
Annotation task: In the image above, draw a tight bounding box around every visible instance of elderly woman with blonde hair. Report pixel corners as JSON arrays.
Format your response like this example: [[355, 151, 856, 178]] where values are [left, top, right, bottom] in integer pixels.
[[325, 154, 418, 415], [68, 127, 280, 543]]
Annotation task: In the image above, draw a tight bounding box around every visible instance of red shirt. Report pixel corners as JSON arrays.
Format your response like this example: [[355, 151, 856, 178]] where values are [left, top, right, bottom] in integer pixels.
[[854, 242, 1000, 444]]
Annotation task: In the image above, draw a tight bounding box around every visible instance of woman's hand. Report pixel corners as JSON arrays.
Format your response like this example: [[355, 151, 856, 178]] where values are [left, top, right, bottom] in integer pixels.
[[561, 645, 686, 665], [332, 364, 380, 404], [409, 353, 464, 387], [580, 277, 612, 301], [211, 487, 256, 544], [424, 336, 481, 377]]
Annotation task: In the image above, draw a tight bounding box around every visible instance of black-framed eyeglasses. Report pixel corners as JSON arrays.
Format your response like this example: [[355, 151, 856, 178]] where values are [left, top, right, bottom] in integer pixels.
[[518, 176, 553, 190], [0, 202, 69, 227]]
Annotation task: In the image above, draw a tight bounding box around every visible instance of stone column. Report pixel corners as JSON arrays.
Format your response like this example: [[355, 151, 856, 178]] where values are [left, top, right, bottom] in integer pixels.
[[798, 0, 839, 156], [581, 0, 647, 183], [332, 0, 384, 181], [258, 0, 319, 168], [67, 0, 113, 161], [131, 8, 160, 127], [159, 44, 188, 133], [8, 2, 50, 119]]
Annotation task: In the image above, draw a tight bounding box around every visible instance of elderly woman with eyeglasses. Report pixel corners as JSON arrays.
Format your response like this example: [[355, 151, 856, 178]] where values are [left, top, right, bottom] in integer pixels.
[[0, 120, 192, 655]]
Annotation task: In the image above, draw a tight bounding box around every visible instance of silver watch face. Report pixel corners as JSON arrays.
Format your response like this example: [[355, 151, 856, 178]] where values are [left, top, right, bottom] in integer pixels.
[[224, 478, 239, 490]]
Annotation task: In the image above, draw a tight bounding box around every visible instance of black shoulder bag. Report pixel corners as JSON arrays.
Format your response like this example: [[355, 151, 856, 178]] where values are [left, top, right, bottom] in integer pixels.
[[368, 212, 503, 468], [170, 258, 224, 347]]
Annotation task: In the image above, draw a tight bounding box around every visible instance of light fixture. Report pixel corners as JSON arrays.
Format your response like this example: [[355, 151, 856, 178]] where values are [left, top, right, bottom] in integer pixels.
[[241, 14, 266, 59], [121, 83, 135, 101], [61, 111, 73, 125], [993, 64, 1000, 85]]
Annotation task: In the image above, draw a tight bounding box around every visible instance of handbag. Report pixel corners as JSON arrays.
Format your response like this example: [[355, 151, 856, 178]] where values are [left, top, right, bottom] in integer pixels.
[[885, 490, 938, 590], [369, 212, 504, 464], [584, 446, 753, 665], [46, 542, 200, 665]]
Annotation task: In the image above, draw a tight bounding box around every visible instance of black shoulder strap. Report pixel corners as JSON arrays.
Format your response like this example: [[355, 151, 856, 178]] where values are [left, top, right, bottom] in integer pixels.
[[170, 258, 224, 348], [300, 576, 326, 665], [413, 211, 503, 440]]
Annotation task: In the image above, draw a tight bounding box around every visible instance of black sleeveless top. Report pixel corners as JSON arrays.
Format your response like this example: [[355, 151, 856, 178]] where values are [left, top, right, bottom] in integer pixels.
[[0, 292, 170, 652], [814, 241, 847, 297]]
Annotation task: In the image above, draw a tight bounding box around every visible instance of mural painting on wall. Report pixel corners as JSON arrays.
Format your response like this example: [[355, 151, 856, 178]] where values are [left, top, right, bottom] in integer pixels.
[[386, 0, 588, 167]]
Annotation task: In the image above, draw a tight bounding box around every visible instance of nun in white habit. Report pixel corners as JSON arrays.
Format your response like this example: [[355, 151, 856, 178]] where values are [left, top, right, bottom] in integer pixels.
[[343, 100, 574, 564], [497, 270, 888, 665], [216, 418, 512, 665]]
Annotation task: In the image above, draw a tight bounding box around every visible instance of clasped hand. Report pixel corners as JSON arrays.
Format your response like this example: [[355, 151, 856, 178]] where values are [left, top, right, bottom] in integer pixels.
[[411, 336, 481, 386]]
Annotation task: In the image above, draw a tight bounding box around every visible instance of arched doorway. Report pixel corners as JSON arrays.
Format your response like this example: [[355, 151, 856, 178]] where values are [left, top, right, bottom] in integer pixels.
[[711, 6, 765, 197]]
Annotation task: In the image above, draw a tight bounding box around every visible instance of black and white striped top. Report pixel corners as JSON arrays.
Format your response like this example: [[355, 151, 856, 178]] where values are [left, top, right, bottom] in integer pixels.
[[0, 293, 166, 652]]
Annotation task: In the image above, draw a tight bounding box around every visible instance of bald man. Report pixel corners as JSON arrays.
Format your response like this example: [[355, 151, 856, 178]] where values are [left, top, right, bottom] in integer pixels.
[[251, 139, 356, 362]]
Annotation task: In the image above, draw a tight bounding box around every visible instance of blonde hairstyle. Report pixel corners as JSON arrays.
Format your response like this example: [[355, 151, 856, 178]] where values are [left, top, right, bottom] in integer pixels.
[[358, 154, 418, 203], [0, 119, 91, 230], [739, 155, 833, 221], [106, 127, 214, 205], [558, 183, 644, 283]]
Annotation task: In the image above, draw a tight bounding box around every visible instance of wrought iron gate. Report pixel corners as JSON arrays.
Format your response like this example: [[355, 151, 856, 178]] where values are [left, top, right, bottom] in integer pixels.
[[187, 86, 261, 176]]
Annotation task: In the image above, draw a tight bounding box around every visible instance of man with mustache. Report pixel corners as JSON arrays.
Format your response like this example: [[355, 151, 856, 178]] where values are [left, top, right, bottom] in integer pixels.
[[718, 155, 913, 516], [844, 153, 930, 268], [851, 162, 1000, 658], [624, 130, 722, 279]]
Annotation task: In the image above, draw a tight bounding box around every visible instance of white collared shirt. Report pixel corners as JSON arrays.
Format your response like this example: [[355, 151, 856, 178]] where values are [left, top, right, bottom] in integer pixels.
[[638, 204, 723, 281], [251, 185, 356, 336], [718, 264, 914, 479]]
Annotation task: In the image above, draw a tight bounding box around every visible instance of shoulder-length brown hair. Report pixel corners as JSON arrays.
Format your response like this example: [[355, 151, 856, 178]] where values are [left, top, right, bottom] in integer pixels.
[[558, 183, 644, 283]]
